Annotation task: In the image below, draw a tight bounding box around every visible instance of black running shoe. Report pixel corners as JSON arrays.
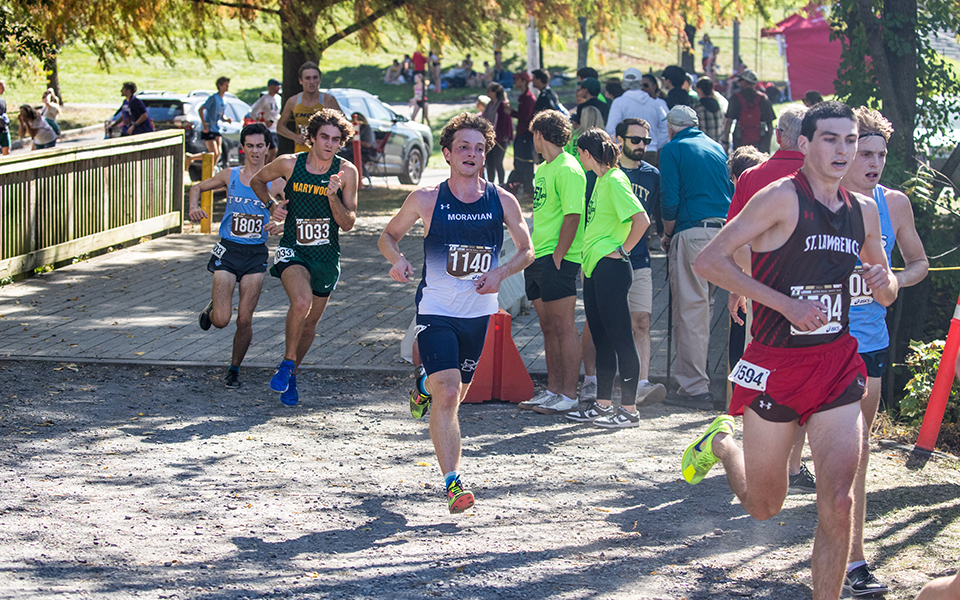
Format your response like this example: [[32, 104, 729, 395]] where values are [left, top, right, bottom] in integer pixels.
[[844, 564, 889, 597], [198, 300, 213, 331], [788, 463, 816, 494], [224, 370, 241, 389]]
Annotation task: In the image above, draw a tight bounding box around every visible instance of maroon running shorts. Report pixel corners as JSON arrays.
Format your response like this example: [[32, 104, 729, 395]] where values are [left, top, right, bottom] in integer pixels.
[[729, 333, 866, 425]]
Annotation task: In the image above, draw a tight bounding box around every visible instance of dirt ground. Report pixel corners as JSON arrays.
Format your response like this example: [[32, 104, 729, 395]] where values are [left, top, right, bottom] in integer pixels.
[[1, 360, 959, 600]]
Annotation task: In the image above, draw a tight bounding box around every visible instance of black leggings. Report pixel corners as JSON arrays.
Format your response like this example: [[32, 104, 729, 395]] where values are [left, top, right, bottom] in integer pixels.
[[486, 143, 506, 185], [583, 257, 640, 405]]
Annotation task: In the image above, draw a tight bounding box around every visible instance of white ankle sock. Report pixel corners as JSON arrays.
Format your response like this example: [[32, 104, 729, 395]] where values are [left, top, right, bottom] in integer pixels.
[[847, 560, 866, 573]]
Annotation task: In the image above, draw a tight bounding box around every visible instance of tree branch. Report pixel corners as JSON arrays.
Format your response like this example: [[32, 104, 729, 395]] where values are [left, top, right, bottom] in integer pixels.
[[317, 0, 405, 52], [186, 0, 280, 16]]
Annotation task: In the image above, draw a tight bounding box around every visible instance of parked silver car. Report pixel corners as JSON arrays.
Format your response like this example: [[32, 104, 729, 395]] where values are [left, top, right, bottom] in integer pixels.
[[105, 91, 251, 180], [326, 88, 432, 185]]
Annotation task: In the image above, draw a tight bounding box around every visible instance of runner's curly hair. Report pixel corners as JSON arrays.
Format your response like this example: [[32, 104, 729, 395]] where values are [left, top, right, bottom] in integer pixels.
[[727, 145, 769, 180], [306, 109, 354, 149], [439, 112, 495, 154], [530, 110, 572, 148], [854, 106, 894, 142]]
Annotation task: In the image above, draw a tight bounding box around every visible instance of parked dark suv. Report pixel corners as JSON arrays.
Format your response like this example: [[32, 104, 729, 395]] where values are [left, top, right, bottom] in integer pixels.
[[105, 91, 251, 181], [326, 88, 432, 185]]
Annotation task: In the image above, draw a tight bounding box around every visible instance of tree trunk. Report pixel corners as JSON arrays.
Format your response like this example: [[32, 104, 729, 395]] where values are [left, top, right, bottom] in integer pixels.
[[681, 23, 696, 73], [854, 0, 917, 168], [577, 16, 589, 71], [44, 51, 62, 105], [277, 0, 315, 156]]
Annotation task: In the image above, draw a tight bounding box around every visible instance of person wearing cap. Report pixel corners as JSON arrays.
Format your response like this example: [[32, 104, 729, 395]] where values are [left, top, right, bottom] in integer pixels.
[[659, 105, 732, 411], [506, 72, 537, 196], [605, 68, 669, 163], [575, 77, 609, 123], [721, 68, 776, 153], [249, 78, 283, 163]]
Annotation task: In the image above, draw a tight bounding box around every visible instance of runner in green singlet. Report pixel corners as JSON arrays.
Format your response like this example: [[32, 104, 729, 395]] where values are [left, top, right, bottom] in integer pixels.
[[252, 108, 358, 407]]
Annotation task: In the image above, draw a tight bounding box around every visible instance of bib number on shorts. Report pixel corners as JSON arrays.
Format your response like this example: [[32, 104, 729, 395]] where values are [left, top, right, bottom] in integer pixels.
[[274, 246, 296, 265], [446, 244, 494, 280], [211, 242, 226, 259], [848, 266, 874, 307], [789, 283, 843, 336], [728, 359, 771, 392], [230, 213, 265, 239], [296, 218, 331, 246]]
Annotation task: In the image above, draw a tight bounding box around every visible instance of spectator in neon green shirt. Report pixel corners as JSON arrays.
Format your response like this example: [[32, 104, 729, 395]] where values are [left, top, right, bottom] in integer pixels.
[[517, 110, 586, 416], [570, 127, 650, 429]]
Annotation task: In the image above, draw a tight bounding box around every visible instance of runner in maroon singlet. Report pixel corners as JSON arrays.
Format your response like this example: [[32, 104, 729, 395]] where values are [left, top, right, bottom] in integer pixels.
[[678, 101, 899, 600]]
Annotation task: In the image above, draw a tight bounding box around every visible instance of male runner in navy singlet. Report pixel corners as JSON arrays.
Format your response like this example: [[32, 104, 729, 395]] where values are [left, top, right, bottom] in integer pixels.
[[681, 101, 899, 600], [378, 113, 534, 514]]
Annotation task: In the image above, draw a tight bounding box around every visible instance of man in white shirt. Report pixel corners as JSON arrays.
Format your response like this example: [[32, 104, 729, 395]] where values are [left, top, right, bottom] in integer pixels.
[[249, 78, 282, 163]]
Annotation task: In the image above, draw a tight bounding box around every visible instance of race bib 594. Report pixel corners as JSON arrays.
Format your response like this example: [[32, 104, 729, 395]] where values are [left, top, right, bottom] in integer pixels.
[[789, 283, 844, 336]]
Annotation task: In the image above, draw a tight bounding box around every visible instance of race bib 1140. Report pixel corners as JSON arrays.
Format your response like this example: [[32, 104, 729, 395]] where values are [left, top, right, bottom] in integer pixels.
[[446, 244, 495, 280]]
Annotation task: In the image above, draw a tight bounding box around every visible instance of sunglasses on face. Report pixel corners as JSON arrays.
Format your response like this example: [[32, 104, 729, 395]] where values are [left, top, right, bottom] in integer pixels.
[[625, 136, 652, 145], [641, 83, 651, 89]]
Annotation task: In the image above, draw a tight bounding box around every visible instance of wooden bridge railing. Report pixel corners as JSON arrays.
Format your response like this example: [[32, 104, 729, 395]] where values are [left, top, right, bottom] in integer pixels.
[[0, 131, 185, 279]]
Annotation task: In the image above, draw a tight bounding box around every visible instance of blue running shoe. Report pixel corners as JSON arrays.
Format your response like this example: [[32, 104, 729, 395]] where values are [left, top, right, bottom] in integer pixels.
[[280, 374, 298, 407], [270, 360, 295, 393]]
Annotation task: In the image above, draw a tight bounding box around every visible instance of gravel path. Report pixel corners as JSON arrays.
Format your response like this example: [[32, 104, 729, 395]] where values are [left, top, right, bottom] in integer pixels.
[[1, 361, 958, 600]]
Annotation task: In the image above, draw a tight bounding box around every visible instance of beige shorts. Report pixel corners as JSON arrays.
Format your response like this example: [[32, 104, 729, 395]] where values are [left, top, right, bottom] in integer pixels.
[[628, 267, 652, 314]]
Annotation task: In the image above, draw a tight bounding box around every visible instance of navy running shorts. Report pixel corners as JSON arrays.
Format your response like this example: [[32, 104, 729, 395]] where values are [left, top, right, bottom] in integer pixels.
[[859, 347, 889, 378], [415, 314, 490, 384], [207, 239, 268, 279]]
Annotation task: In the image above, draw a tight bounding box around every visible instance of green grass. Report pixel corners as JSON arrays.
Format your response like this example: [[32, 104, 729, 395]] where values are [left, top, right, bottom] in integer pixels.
[[4, 13, 794, 108]]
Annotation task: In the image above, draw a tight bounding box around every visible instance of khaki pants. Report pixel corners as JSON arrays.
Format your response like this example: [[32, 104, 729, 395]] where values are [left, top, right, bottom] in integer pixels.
[[669, 226, 719, 396]]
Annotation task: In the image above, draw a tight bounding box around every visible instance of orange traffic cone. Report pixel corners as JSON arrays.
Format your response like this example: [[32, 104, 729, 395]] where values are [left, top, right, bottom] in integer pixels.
[[462, 309, 534, 403]]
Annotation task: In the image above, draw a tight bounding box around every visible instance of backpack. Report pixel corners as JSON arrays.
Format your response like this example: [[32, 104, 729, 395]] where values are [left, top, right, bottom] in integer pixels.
[[735, 92, 762, 145]]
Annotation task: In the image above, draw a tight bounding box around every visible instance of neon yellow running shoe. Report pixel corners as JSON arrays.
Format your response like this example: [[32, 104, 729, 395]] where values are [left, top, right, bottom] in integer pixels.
[[447, 478, 475, 514], [409, 365, 431, 419], [682, 415, 735, 485]]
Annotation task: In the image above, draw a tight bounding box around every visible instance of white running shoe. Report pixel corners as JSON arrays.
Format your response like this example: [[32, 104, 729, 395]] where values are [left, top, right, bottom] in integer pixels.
[[532, 394, 579, 415], [593, 406, 641, 428], [579, 380, 598, 403], [636, 382, 667, 407], [518, 390, 557, 411]]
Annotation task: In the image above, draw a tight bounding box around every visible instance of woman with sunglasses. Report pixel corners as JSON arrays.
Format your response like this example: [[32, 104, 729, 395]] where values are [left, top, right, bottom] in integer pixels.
[[572, 128, 651, 428]]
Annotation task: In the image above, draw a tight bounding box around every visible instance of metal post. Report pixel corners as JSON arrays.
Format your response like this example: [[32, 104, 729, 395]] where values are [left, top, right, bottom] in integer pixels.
[[200, 153, 214, 234]]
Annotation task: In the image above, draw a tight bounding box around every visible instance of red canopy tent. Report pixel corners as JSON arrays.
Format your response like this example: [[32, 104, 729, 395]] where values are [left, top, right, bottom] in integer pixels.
[[761, 5, 844, 101]]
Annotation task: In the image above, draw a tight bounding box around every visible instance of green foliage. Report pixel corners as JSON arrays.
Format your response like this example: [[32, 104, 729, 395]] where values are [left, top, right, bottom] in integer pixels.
[[33, 264, 54, 274], [0, 276, 13, 287], [901, 339, 960, 426], [901, 163, 960, 340], [831, 0, 960, 186], [0, 5, 54, 60]]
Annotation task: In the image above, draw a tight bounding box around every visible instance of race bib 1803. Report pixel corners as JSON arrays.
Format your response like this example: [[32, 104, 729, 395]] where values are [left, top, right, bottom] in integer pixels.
[[789, 283, 844, 336], [849, 266, 874, 307], [728, 358, 771, 392], [230, 213, 265, 239], [446, 244, 495, 280], [296, 218, 331, 246]]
